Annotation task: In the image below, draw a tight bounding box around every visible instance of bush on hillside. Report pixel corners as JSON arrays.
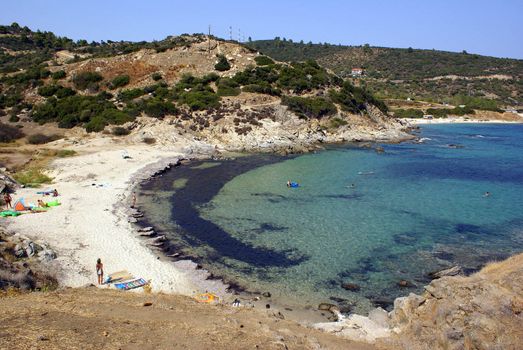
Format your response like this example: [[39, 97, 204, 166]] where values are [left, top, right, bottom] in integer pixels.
[[38, 84, 76, 98], [329, 117, 348, 128], [109, 75, 130, 89], [138, 98, 178, 118], [143, 137, 156, 144], [51, 70, 66, 80], [281, 96, 337, 119], [214, 55, 231, 71], [254, 56, 275, 66], [329, 81, 388, 113], [111, 126, 130, 136], [216, 78, 241, 96], [118, 88, 146, 101], [172, 75, 221, 110], [55, 86, 76, 98], [393, 108, 424, 118], [151, 72, 163, 81], [0, 122, 25, 142], [178, 90, 220, 110], [242, 83, 281, 96], [38, 85, 60, 97], [451, 95, 500, 112], [32, 94, 129, 130], [26, 133, 62, 144], [277, 60, 333, 93], [85, 109, 133, 132], [72, 71, 103, 90]]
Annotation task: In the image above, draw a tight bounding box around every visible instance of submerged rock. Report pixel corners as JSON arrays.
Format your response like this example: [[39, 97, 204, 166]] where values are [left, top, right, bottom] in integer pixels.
[[398, 280, 414, 288], [428, 265, 463, 279], [341, 283, 361, 291]]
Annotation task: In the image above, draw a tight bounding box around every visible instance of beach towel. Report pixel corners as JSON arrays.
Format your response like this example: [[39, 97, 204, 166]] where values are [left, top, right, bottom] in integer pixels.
[[114, 278, 148, 290], [105, 270, 134, 284], [0, 210, 21, 217], [36, 189, 54, 195]]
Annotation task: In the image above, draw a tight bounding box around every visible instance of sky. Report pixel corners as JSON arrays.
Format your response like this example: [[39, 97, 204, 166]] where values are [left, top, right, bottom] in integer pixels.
[[1, 0, 522, 59]]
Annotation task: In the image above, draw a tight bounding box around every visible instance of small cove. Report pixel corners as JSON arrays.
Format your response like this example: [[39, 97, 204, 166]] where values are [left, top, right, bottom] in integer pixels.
[[138, 124, 523, 314]]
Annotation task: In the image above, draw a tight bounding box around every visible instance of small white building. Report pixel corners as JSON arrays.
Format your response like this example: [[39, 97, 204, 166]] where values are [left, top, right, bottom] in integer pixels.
[[351, 68, 364, 77]]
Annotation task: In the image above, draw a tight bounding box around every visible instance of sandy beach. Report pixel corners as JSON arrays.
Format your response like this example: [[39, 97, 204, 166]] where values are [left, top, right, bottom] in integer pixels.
[[4, 137, 231, 298], [402, 115, 523, 125]]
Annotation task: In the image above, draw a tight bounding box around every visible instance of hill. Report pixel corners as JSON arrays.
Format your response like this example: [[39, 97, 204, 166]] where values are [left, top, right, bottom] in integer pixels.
[[0, 23, 409, 160], [248, 39, 523, 106]]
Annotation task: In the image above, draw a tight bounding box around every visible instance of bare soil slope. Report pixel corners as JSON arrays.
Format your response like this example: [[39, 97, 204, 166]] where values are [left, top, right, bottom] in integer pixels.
[[0, 288, 377, 350]]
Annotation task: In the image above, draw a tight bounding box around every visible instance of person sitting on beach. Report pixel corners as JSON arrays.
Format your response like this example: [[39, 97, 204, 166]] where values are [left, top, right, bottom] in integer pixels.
[[52, 189, 59, 197], [3, 192, 12, 209], [37, 199, 47, 208], [232, 298, 241, 307], [96, 258, 104, 285]]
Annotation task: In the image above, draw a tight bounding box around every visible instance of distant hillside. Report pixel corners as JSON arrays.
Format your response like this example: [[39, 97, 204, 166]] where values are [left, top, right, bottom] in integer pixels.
[[249, 40, 523, 106]]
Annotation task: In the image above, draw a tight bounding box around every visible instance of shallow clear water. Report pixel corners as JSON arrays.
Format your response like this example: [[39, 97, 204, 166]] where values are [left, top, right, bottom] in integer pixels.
[[139, 124, 523, 313]]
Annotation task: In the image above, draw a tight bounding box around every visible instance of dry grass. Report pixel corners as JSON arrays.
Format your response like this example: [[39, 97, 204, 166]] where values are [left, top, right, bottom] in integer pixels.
[[480, 252, 523, 276]]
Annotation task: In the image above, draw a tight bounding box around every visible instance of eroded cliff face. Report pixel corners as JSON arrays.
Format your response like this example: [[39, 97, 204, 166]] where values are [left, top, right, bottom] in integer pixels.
[[381, 253, 523, 349]]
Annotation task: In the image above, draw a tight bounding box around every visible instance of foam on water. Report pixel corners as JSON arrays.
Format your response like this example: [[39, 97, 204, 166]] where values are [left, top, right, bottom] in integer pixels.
[[139, 124, 523, 313]]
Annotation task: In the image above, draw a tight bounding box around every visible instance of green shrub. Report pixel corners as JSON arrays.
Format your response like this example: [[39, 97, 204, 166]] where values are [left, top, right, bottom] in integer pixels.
[[55, 86, 76, 98], [109, 75, 130, 89], [27, 133, 62, 144], [72, 71, 103, 90], [139, 98, 178, 118], [111, 126, 130, 136], [178, 90, 220, 110], [281, 96, 337, 119], [214, 55, 231, 71], [0, 122, 25, 142], [254, 56, 275, 66], [277, 60, 332, 93], [216, 78, 240, 96], [393, 108, 424, 118], [151, 72, 162, 81], [51, 70, 66, 80], [118, 88, 145, 101], [13, 168, 52, 187], [329, 117, 348, 128], [38, 85, 60, 97], [242, 83, 281, 96], [451, 95, 500, 112], [32, 94, 126, 130], [201, 73, 220, 83], [56, 149, 76, 157], [329, 81, 388, 113]]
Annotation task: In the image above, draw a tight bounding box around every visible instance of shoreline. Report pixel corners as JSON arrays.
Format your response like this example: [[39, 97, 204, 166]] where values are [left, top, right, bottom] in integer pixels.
[[402, 116, 523, 125], [4, 141, 229, 298]]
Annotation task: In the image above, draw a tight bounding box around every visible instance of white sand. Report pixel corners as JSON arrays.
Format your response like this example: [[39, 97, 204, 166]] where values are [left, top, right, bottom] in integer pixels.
[[5, 139, 228, 297], [402, 116, 523, 125]]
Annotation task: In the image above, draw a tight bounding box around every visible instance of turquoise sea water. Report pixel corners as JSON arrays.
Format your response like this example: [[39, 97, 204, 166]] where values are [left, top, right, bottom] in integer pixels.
[[139, 124, 523, 313]]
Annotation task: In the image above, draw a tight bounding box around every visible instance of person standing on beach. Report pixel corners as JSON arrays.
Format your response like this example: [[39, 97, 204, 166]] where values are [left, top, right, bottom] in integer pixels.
[[3, 192, 12, 209], [131, 192, 136, 208], [96, 258, 104, 285]]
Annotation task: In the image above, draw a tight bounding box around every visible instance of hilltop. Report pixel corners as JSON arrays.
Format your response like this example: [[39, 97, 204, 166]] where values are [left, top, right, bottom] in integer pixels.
[[248, 39, 523, 107]]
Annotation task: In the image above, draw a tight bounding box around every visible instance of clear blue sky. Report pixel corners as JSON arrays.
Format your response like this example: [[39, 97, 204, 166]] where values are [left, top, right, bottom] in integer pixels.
[[2, 0, 522, 59]]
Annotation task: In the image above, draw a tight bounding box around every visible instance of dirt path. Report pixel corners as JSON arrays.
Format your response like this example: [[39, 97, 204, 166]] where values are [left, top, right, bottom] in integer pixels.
[[0, 288, 379, 350]]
